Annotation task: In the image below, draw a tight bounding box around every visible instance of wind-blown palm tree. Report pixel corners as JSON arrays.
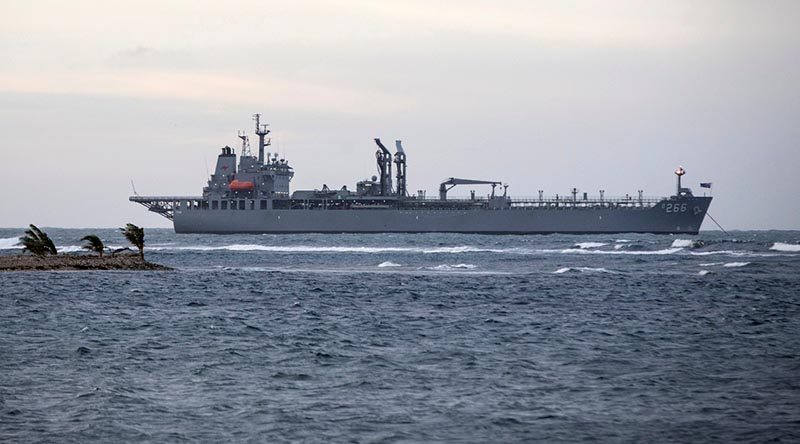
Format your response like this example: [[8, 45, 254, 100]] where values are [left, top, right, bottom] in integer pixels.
[[81, 234, 105, 257], [20, 224, 57, 256], [120, 223, 145, 260]]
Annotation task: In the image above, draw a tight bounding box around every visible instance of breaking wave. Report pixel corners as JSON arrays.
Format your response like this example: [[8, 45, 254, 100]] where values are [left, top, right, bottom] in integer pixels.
[[142, 243, 693, 256], [0, 236, 22, 249], [56, 246, 84, 253], [671, 239, 704, 248], [723, 262, 750, 268], [377, 261, 402, 268], [426, 264, 477, 271], [553, 267, 615, 274], [698, 270, 712, 276], [574, 242, 608, 249], [551, 247, 683, 256], [771, 242, 800, 252]]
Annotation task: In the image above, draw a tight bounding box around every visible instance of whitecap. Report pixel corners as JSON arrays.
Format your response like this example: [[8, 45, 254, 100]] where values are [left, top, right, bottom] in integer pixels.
[[723, 262, 750, 268], [698, 270, 711, 276], [56, 245, 84, 253], [770, 242, 800, 252], [671, 239, 694, 248], [615, 239, 632, 243], [574, 242, 608, 249], [553, 267, 614, 274], [144, 243, 686, 257], [146, 244, 500, 254], [0, 236, 22, 249], [553, 247, 682, 256], [377, 261, 402, 268], [699, 262, 723, 267], [427, 264, 477, 271]]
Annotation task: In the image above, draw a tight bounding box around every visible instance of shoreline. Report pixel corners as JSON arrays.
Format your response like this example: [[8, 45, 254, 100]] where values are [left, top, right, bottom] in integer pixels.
[[0, 254, 170, 271]]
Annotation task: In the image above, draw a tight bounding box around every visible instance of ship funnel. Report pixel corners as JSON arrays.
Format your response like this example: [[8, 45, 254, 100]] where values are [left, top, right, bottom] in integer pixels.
[[395, 140, 404, 153]]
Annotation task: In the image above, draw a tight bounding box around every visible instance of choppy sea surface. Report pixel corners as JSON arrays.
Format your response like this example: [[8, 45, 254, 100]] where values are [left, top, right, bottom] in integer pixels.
[[1, 228, 799, 443]]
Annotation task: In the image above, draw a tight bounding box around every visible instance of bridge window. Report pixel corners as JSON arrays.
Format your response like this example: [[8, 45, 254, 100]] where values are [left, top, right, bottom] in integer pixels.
[[185, 200, 192, 210], [230, 200, 236, 210], [212, 200, 219, 210], [260, 200, 267, 209], [221, 201, 228, 210], [249, 200, 255, 210], [239, 200, 246, 210]]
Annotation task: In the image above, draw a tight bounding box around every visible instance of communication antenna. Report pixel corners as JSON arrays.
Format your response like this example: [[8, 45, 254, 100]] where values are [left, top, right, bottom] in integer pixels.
[[130, 180, 139, 196]]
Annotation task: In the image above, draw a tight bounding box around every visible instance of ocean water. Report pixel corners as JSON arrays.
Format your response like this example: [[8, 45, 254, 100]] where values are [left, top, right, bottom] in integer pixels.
[[1, 229, 799, 442]]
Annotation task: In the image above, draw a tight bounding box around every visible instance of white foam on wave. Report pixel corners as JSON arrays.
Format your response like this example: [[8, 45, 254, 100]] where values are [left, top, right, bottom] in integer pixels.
[[698, 270, 711, 276], [690, 250, 778, 258], [771, 242, 800, 252], [57, 245, 84, 253], [615, 239, 632, 243], [143, 243, 689, 257], [147, 244, 503, 254], [671, 239, 694, 248], [552, 267, 615, 274], [574, 242, 608, 249], [699, 262, 723, 267], [427, 263, 477, 271], [0, 236, 22, 249], [723, 262, 750, 268], [552, 247, 683, 256], [377, 261, 402, 268]]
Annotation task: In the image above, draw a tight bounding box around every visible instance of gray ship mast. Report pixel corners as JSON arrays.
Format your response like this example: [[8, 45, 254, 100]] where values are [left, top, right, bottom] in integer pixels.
[[675, 166, 686, 195], [253, 113, 270, 164], [237, 131, 251, 157], [394, 140, 407, 197], [374, 138, 393, 196]]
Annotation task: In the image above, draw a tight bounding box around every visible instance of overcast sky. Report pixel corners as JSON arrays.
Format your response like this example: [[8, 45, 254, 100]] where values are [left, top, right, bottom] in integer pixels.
[[1, 0, 798, 229]]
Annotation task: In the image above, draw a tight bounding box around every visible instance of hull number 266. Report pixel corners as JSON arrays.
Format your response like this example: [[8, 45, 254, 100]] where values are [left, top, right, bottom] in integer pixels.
[[663, 203, 687, 213]]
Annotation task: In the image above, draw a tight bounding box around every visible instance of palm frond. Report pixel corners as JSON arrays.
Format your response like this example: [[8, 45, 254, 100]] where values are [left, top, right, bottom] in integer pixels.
[[81, 234, 105, 256], [120, 223, 145, 259], [21, 224, 55, 256]]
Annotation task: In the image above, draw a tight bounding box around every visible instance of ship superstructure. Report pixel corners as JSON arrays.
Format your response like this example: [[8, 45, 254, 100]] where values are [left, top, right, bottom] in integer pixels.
[[131, 115, 712, 234]]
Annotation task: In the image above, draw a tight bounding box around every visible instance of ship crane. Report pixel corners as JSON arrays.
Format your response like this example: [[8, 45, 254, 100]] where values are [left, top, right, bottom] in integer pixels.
[[439, 178, 502, 200]]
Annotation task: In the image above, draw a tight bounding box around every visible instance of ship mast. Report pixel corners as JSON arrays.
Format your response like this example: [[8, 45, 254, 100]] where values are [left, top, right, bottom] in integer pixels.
[[253, 113, 271, 164], [237, 131, 251, 157], [675, 166, 685, 195]]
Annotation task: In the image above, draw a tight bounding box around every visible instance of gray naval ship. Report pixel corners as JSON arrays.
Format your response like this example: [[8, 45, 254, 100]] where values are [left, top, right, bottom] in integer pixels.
[[131, 115, 712, 234]]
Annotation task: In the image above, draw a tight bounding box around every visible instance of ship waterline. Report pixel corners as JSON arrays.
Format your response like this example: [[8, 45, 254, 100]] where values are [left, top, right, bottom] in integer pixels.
[[131, 114, 712, 234]]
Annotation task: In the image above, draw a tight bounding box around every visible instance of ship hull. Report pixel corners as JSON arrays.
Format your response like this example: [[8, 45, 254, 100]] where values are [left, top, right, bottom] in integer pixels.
[[171, 196, 712, 234]]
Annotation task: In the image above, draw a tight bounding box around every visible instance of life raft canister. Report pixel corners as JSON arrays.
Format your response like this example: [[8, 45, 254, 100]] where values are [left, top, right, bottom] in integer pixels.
[[229, 180, 255, 191]]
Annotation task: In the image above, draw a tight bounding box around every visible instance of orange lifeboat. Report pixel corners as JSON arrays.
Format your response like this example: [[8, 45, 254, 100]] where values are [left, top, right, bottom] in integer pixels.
[[229, 180, 254, 191]]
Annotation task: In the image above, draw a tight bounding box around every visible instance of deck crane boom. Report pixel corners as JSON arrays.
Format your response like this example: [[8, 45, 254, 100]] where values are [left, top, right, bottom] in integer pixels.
[[439, 178, 502, 200]]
